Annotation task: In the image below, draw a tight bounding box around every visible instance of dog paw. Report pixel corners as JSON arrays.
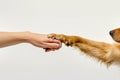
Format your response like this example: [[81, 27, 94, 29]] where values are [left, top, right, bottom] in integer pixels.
[[47, 33, 60, 40], [48, 33, 74, 46]]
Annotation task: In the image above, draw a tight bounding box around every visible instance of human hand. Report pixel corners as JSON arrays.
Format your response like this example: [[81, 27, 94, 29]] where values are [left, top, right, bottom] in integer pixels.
[[26, 32, 62, 52]]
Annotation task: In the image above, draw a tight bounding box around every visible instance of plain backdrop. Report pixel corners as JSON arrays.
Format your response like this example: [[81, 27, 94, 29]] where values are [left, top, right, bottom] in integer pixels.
[[0, 0, 120, 80]]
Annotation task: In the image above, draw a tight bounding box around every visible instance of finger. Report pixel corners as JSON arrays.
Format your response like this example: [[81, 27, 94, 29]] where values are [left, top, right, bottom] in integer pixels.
[[43, 43, 61, 49], [47, 38, 61, 44], [45, 48, 55, 52], [45, 48, 52, 52], [47, 39, 62, 49]]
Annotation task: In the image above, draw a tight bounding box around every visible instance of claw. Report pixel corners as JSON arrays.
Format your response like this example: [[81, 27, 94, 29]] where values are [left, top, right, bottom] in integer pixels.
[[47, 34, 52, 38], [55, 37, 60, 40]]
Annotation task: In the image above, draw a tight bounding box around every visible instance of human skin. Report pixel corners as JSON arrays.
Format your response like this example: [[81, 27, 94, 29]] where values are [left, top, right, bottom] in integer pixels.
[[0, 31, 62, 52]]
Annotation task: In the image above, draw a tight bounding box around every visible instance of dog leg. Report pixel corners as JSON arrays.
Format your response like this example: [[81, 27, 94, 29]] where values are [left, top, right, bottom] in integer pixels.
[[48, 33, 113, 65]]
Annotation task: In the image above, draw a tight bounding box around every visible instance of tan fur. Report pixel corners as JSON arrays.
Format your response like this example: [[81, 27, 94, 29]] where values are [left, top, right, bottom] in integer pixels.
[[48, 29, 120, 66]]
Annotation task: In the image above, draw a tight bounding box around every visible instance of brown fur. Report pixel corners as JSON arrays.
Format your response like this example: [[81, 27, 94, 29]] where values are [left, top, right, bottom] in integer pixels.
[[48, 28, 120, 66]]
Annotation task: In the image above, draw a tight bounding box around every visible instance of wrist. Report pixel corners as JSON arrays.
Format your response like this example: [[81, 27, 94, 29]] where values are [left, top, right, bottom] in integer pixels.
[[15, 31, 32, 43]]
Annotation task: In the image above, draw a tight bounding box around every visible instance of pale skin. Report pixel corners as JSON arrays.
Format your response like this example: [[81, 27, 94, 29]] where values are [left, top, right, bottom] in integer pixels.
[[0, 31, 62, 52]]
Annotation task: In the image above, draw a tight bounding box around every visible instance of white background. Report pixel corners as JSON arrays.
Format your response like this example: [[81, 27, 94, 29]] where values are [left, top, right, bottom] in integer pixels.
[[0, 0, 120, 80]]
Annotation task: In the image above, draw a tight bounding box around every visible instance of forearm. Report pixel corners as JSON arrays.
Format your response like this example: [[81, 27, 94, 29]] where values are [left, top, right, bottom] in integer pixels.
[[0, 31, 29, 48]]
